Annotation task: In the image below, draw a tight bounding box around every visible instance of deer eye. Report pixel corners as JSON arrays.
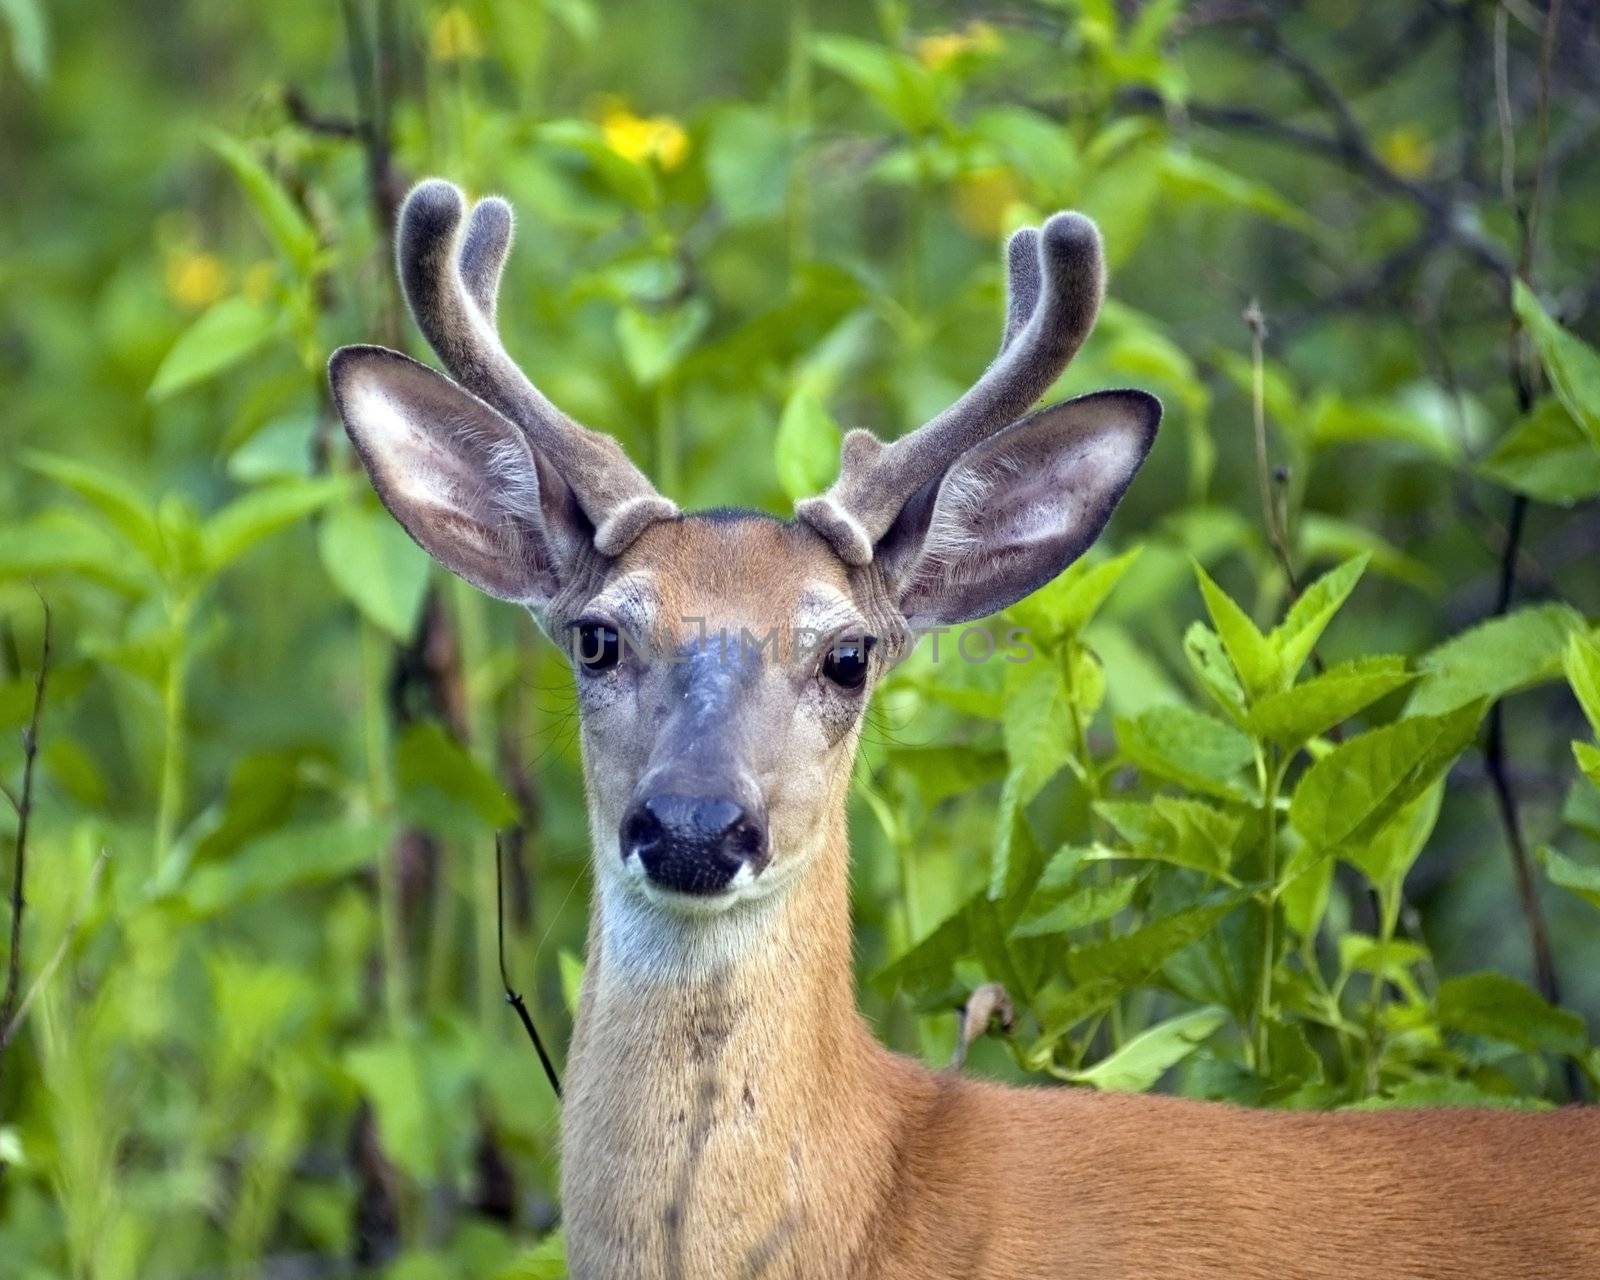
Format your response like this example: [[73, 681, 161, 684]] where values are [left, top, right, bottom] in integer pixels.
[[821, 637, 874, 690], [574, 621, 622, 674]]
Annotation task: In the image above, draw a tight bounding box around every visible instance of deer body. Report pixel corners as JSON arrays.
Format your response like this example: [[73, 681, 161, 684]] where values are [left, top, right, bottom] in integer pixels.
[[563, 731, 1600, 1279], [329, 178, 1600, 1280]]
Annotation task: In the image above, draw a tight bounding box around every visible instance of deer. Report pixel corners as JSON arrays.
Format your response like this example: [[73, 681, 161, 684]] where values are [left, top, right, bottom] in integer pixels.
[[329, 178, 1600, 1280]]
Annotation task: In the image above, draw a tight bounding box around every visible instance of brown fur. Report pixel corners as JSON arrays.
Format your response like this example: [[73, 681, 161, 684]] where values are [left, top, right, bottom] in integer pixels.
[[559, 519, 1600, 1280]]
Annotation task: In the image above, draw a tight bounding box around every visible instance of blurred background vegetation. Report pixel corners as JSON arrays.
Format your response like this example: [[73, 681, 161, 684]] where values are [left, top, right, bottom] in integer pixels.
[[2, 0, 1599, 1276]]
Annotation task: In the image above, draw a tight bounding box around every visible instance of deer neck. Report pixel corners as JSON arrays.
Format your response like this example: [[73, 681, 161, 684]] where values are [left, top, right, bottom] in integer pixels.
[[561, 801, 906, 1277]]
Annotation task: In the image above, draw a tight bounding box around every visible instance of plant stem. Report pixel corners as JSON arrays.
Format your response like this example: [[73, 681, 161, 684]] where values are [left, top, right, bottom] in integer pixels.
[[785, 0, 813, 277], [153, 598, 194, 876], [0, 599, 49, 1107], [1254, 748, 1283, 1074], [1361, 883, 1402, 1096]]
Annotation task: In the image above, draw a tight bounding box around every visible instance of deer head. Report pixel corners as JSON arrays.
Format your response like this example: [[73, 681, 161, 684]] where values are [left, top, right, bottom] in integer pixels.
[[329, 179, 1158, 938]]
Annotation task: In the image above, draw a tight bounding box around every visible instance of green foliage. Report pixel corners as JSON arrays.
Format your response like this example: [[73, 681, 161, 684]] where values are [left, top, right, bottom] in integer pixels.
[[2, 2, 1598, 1277]]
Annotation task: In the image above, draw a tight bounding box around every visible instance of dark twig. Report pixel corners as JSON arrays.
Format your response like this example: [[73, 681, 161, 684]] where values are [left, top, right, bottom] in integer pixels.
[[0, 848, 109, 1053], [283, 87, 364, 139], [1242, 300, 1302, 601], [496, 833, 562, 1099], [0, 597, 51, 1104]]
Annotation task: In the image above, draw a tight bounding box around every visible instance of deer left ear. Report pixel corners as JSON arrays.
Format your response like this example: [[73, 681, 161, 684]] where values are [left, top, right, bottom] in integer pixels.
[[873, 389, 1159, 629]]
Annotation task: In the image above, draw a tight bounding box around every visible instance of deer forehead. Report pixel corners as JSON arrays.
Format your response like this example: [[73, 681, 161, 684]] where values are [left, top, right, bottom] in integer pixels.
[[594, 514, 863, 643]]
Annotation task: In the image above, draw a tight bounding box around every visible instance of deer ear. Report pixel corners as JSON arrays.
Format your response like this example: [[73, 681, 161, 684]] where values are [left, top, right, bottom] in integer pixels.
[[328, 345, 594, 608], [874, 390, 1159, 629]]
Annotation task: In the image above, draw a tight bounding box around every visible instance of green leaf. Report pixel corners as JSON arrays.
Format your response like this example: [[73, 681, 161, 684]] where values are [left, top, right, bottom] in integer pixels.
[[1267, 554, 1367, 684], [396, 721, 518, 835], [1343, 783, 1443, 889], [1297, 514, 1441, 594], [884, 745, 1006, 807], [1093, 795, 1239, 880], [614, 299, 710, 386], [1513, 280, 1600, 445], [0, 0, 48, 84], [990, 661, 1072, 899], [1183, 622, 1246, 720], [204, 130, 320, 278], [202, 475, 349, 575], [1289, 701, 1483, 854], [1306, 394, 1455, 458], [773, 387, 841, 502], [1012, 865, 1138, 940], [1160, 152, 1317, 235], [0, 510, 154, 594], [1337, 934, 1429, 981], [21, 451, 162, 564], [1407, 603, 1585, 717], [705, 106, 792, 225], [1013, 546, 1143, 640], [182, 819, 394, 916], [317, 504, 431, 641], [1537, 845, 1600, 912], [1194, 563, 1278, 697], [810, 34, 942, 133], [1576, 741, 1600, 789], [494, 1233, 567, 1280], [1477, 398, 1600, 506], [1063, 1005, 1228, 1092], [1115, 705, 1253, 799], [1068, 889, 1251, 988], [1245, 657, 1415, 747], [149, 295, 280, 400], [1437, 972, 1587, 1057], [1563, 631, 1600, 737]]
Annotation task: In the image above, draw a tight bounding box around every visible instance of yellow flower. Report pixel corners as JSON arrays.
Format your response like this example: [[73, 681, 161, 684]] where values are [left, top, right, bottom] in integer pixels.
[[600, 102, 689, 172], [1380, 125, 1434, 180], [953, 167, 1022, 238], [164, 250, 227, 309], [916, 20, 1002, 71], [431, 6, 483, 63]]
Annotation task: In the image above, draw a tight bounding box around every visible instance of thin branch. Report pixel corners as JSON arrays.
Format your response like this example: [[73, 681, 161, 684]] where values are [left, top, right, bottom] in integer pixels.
[[0, 849, 109, 1053], [1242, 301, 1300, 598], [496, 834, 562, 1099], [0, 596, 51, 1102], [283, 87, 364, 139]]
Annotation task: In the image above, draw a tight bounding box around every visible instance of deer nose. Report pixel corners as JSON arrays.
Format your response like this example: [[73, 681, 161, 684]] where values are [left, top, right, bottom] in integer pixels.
[[620, 793, 769, 896]]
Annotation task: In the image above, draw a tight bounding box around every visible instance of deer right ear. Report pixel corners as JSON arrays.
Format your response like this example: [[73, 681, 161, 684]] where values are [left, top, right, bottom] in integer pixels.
[[328, 344, 594, 609]]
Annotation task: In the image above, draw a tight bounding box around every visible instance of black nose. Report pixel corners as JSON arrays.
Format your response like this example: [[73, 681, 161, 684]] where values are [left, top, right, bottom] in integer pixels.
[[620, 794, 769, 896]]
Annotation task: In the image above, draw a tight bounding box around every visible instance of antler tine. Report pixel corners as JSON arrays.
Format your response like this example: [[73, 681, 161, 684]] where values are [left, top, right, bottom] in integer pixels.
[[396, 179, 677, 556], [796, 212, 1106, 566], [1001, 226, 1041, 351]]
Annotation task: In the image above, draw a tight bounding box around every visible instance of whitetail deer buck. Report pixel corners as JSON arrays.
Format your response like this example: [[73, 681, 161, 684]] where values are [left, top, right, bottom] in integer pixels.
[[330, 180, 1599, 1279]]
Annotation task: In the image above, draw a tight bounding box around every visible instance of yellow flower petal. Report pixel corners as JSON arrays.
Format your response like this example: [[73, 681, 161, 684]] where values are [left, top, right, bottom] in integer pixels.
[[165, 251, 228, 309]]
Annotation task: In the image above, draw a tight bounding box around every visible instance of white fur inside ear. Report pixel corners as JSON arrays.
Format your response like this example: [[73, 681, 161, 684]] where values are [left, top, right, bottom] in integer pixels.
[[894, 390, 1159, 627], [330, 346, 559, 603]]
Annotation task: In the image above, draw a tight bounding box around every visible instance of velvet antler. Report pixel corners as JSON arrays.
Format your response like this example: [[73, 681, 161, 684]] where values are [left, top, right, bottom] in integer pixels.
[[394, 179, 677, 556], [795, 213, 1106, 566]]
